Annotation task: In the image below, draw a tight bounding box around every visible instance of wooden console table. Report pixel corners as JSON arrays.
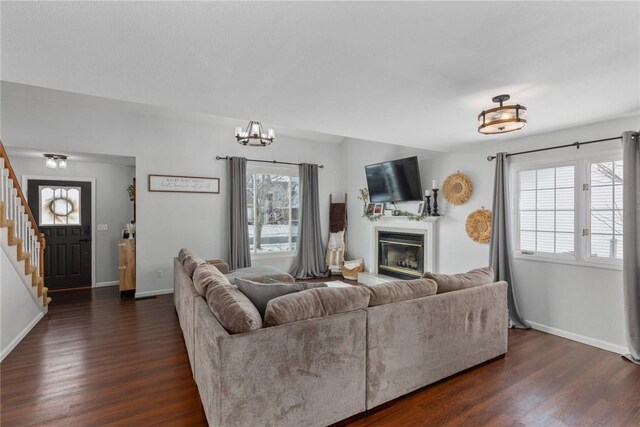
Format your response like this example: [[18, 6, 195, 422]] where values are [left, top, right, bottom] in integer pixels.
[[118, 239, 136, 296]]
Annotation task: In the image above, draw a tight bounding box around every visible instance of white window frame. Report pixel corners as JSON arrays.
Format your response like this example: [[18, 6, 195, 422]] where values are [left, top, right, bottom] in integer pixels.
[[246, 163, 299, 259], [511, 159, 578, 263], [581, 154, 624, 268], [510, 149, 623, 271]]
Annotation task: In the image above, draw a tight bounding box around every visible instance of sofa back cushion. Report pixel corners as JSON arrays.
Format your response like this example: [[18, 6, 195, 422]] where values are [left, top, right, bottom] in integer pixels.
[[367, 278, 437, 307], [184, 254, 206, 277], [264, 286, 370, 327], [205, 281, 263, 334], [178, 248, 195, 264], [193, 263, 231, 296], [422, 266, 494, 294], [235, 278, 327, 318]]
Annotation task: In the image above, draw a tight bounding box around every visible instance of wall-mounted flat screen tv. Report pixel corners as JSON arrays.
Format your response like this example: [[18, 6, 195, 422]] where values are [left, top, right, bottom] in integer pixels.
[[365, 156, 423, 203]]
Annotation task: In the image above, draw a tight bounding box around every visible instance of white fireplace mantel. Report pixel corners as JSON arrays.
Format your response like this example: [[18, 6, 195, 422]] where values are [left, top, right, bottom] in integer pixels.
[[369, 216, 439, 276]]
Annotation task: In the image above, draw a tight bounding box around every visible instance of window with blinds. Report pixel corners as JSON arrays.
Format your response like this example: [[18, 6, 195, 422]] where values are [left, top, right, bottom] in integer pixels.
[[589, 161, 623, 260], [513, 155, 623, 267], [518, 166, 575, 255]]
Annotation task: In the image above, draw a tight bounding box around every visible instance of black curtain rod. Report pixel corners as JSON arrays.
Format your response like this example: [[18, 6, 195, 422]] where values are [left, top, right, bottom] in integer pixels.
[[216, 156, 324, 168], [486, 135, 634, 161]]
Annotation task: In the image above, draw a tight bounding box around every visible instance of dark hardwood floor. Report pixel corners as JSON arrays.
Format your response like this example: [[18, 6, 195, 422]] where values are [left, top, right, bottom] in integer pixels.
[[2, 286, 639, 426], [1, 287, 206, 426]]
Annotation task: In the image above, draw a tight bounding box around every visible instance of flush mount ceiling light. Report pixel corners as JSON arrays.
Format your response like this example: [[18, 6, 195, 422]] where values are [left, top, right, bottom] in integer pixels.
[[44, 153, 68, 169], [234, 121, 275, 147], [477, 94, 527, 135]]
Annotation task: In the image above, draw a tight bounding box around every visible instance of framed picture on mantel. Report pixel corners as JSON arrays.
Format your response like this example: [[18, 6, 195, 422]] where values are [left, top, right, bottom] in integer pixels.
[[148, 174, 220, 194]]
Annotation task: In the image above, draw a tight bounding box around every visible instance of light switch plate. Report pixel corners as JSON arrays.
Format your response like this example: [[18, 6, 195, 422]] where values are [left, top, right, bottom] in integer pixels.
[[97, 224, 109, 231]]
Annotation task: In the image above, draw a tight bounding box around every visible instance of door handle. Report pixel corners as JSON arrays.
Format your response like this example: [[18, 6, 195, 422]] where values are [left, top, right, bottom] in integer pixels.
[[79, 238, 92, 242]]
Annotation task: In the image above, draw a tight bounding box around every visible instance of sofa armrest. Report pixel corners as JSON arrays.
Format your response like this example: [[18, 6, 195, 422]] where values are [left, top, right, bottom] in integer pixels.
[[206, 259, 230, 274], [194, 306, 367, 427]]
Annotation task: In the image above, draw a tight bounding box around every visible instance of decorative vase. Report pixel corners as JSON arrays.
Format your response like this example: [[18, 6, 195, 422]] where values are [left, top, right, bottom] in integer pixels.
[[126, 223, 136, 239]]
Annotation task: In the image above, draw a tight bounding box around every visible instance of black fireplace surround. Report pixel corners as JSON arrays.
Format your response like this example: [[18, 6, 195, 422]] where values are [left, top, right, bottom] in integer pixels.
[[377, 231, 424, 280]]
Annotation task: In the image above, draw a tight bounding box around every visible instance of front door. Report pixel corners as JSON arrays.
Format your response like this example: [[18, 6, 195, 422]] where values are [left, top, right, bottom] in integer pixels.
[[27, 180, 92, 290]]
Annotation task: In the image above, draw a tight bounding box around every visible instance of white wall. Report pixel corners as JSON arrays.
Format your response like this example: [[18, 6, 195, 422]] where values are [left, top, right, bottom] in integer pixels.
[[1, 83, 344, 296], [1, 243, 44, 360], [340, 137, 437, 268], [426, 114, 639, 353], [7, 156, 135, 284]]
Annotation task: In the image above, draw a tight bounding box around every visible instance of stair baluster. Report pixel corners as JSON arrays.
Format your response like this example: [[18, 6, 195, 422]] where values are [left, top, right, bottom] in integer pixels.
[[3, 174, 8, 217], [23, 212, 29, 258], [11, 187, 17, 224], [20, 206, 26, 256], [1, 159, 6, 209]]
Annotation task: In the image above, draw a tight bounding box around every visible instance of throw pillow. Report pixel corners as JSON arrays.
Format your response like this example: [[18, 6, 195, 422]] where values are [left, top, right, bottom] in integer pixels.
[[193, 263, 231, 296], [183, 254, 206, 278], [368, 278, 438, 307], [206, 282, 263, 334], [235, 278, 327, 318], [422, 266, 494, 294], [264, 285, 370, 327]]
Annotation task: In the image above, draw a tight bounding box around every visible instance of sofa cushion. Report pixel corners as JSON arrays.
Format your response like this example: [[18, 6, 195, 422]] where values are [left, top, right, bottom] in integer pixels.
[[235, 278, 327, 318], [207, 259, 230, 274], [184, 254, 206, 278], [226, 266, 295, 283], [205, 282, 263, 334], [178, 248, 195, 264], [367, 278, 438, 307], [264, 286, 370, 327], [193, 263, 231, 296], [422, 266, 494, 294]]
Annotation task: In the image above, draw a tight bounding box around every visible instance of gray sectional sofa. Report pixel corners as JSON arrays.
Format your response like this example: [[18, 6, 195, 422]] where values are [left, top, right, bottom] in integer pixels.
[[174, 250, 508, 427]]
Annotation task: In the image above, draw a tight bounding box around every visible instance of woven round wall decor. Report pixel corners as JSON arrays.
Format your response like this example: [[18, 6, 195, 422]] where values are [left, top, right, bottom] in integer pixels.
[[443, 172, 472, 205], [466, 208, 492, 244]]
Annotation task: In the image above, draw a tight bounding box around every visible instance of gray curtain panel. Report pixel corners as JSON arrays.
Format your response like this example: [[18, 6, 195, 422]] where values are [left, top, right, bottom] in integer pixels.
[[227, 156, 252, 270], [622, 130, 640, 364], [490, 152, 530, 329], [290, 163, 327, 279]]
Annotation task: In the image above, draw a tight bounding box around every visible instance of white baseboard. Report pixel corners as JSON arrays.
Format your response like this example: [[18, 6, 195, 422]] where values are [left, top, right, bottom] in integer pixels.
[[135, 288, 173, 299], [1, 312, 45, 362], [527, 320, 627, 355], [94, 281, 118, 288]]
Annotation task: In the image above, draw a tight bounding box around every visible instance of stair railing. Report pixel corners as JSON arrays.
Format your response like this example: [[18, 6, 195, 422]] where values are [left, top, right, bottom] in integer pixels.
[[0, 141, 48, 306]]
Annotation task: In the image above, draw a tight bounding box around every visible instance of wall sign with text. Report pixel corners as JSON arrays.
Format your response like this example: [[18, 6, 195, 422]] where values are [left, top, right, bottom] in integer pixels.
[[148, 174, 220, 194]]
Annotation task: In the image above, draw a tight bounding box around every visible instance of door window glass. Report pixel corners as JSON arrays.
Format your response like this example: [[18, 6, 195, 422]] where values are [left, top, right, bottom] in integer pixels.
[[39, 186, 81, 225]]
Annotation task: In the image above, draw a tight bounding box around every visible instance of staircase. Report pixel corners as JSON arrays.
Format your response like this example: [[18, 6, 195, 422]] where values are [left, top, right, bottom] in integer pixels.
[[1, 141, 50, 308]]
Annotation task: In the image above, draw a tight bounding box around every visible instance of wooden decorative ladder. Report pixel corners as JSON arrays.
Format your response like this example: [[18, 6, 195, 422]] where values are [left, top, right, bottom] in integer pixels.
[[0, 141, 50, 306]]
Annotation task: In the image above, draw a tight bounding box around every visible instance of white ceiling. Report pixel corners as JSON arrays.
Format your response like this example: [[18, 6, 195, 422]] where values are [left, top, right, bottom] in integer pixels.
[[6, 146, 136, 167], [2, 1, 639, 152]]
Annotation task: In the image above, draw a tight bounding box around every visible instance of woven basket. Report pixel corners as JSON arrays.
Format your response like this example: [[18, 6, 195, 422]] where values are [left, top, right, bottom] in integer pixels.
[[341, 262, 364, 281], [465, 209, 492, 244], [443, 172, 473, 205]]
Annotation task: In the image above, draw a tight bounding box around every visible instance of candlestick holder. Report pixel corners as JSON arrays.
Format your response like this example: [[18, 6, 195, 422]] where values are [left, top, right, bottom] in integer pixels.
[[424, 195, 432, 216], [432, 189, 440, 216]]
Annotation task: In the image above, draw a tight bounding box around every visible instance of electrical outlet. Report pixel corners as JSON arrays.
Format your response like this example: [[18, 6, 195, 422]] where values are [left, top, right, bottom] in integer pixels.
[[157, 270, 163, 279], [97, 224, 109, 231]]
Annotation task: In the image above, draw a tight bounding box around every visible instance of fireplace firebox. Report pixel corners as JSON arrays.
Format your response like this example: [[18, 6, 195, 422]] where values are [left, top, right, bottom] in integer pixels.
[[377, 231, 424, 279]]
